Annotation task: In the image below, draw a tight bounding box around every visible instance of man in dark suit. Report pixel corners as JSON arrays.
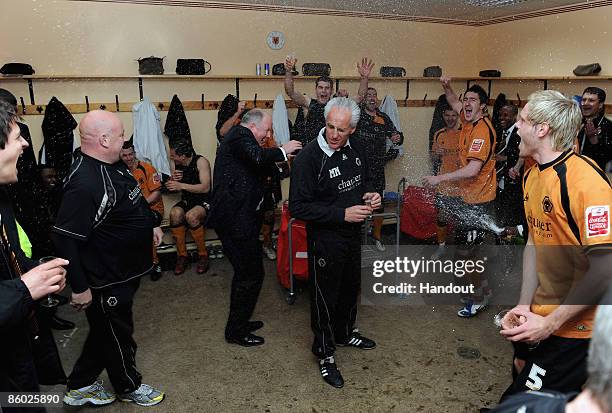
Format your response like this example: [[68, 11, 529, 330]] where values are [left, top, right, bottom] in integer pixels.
[[495, 104, 524, 228], [208, 109, 301, 346]]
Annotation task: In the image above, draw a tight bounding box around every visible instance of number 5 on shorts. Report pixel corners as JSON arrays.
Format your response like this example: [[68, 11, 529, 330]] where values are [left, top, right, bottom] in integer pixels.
[[525, 363, 547, 390]]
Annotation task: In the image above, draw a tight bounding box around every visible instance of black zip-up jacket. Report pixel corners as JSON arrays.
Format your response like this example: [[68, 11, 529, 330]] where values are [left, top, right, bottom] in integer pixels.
[[0, 188, 41, 393], [289, 129, 372, 237]]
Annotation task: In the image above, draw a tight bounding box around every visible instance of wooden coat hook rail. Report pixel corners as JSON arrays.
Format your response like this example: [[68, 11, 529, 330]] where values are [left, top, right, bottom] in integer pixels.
[[2, 74, 610, 115], [13, 98, 612, 116]]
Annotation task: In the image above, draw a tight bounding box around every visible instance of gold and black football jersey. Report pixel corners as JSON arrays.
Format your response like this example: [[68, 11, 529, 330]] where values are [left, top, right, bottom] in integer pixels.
[[523, 150, 611, 338]]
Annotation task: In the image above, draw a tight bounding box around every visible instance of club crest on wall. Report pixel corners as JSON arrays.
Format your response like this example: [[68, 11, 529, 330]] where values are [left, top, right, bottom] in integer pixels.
[[267, 31, 285, 50]]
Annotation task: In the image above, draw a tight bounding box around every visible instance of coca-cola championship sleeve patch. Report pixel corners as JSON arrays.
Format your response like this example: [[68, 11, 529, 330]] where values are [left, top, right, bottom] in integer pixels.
[[469, 138, 484, 153], [585, 205, 610, 238]]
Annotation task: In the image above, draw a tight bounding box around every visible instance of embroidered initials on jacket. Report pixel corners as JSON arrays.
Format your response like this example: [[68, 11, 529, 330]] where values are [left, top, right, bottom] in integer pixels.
[[329, 166, 341, 178]]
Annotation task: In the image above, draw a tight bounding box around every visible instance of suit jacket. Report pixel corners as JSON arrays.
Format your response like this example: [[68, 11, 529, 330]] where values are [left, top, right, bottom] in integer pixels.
[[207, 125, 285, 239], [496, 126, 521, 183]]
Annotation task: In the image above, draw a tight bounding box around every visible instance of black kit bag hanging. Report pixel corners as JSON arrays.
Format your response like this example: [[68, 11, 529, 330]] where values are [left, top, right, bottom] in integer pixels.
[[302, 63, 331, 77], [216, 94, 240, 142], [573, 63, 601, 76], [176, 59, 211, 75], [423, 66, 442, 77], [380, 66, 406, 77], [164, 95, 192, 146], [479, 69, 501, 77], [272, 63, 298, 76], [41, 97, 78, 182], [137, 56, 164, 75], [0, 63, 35, 75]]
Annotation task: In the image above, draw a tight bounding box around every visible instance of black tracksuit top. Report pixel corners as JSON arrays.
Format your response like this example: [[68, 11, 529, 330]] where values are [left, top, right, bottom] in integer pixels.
[[289, 131, 372, 237]]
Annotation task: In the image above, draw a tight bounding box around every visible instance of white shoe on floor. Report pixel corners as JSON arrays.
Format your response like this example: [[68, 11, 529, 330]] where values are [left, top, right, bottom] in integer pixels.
[[374, 239, 386, 252]]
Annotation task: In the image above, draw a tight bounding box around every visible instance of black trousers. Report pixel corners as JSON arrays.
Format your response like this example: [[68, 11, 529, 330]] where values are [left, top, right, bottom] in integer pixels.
[[67, 279, 142, 394], [495, 181, 524, 227], [308, 231, 361, 358], [219, 231, 265, 338]]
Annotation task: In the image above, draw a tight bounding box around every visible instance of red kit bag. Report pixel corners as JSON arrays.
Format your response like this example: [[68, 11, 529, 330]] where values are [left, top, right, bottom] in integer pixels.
[[276, 201, 309, 289], [400, 186, 438, 240]]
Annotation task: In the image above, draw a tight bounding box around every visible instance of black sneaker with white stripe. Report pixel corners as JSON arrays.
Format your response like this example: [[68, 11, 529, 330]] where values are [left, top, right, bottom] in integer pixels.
[[336, 329, 376, 350], [319, 356, 344, 388]]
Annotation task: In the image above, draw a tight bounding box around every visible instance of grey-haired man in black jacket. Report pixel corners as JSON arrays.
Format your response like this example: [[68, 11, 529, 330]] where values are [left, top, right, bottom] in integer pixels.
[[289, 97, 381, 389], [208, 109, 301, 347]]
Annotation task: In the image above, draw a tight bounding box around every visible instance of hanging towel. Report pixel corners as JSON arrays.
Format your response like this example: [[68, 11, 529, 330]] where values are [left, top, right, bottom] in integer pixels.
[[40, 97, 77, 182], [133, 97, 171, 177], [380, 95, 402, 132], [272, 94, 290, 145], [379, 95, 404, 157], [164, 94, 191, 146]]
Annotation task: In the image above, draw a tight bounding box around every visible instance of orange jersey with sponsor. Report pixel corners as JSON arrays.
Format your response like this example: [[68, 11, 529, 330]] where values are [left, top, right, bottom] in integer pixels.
[[458, 113, 497, 204], [523, 151, 611, 338], [132, 161, 164, 216], [432, 127, 462, 197]]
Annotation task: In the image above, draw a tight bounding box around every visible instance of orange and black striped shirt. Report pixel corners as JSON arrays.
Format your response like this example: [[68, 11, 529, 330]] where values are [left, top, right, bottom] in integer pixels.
[[523, 150, 611, 338]]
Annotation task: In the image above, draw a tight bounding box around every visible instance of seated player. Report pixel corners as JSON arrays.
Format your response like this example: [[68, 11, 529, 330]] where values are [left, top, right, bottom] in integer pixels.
[[120, 140, 165, 280], [166, 139, 212, 275]]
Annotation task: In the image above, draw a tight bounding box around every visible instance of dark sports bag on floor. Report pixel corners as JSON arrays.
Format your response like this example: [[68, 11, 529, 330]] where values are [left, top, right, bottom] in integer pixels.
[[302, 63, 331, 77], [380, 66, 406, 77], [176, 59, 211, 75], [137, 56, 164, 75]]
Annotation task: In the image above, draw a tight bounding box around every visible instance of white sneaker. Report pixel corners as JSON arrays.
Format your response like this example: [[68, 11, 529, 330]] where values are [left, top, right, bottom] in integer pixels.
[[118, 383, 165, 406], [374, 239, 386, 252], [263, 245, 277, 260], [457, 295, 490, 318], [63, 380, 116, 406]]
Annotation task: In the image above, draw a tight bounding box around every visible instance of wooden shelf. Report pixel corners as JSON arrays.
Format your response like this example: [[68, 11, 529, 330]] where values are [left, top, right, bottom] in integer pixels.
[[2, 74, 611, 81]]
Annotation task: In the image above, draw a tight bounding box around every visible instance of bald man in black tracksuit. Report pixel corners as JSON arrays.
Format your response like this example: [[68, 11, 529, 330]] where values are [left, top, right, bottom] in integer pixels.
[[289, 97, 381, 389]]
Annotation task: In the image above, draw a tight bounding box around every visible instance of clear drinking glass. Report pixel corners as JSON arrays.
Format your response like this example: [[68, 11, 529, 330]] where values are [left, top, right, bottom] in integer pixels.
[[38, 256, 60, 308], [493, 309, 521, 330], [365, 199, 373, 219]]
